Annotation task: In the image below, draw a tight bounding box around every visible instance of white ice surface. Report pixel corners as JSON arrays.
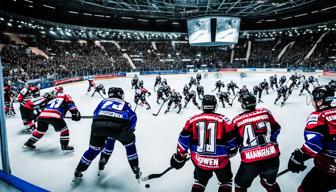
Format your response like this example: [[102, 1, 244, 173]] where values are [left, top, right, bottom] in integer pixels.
[[5, 72, 335, 192]]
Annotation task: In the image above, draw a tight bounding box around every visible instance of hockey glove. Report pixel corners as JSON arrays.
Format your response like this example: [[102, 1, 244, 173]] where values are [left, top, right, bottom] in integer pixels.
[[288, 149, 308, 173], [170, 153, 187, 170], [229, 147, 239, 157], [71, 111, 81, 121]]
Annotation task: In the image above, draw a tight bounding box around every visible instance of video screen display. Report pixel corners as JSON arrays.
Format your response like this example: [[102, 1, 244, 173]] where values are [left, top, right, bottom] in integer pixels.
[[215, 17, 240, 43], [187, 18, 211, 44]]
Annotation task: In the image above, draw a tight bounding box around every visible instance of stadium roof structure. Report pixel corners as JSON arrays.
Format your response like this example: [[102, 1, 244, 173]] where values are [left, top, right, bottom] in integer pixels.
[[0, 0, 336, 32]]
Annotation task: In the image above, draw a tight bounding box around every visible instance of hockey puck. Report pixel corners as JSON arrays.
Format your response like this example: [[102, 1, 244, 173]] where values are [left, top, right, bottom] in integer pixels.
[[145, 184, 150, 188]]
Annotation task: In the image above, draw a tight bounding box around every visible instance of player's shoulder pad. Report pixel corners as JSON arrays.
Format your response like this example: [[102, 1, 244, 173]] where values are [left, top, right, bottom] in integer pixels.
[[305, 111, 321, 127]]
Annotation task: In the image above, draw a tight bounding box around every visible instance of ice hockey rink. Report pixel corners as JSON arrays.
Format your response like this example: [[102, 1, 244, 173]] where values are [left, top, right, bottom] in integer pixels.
[[5, 71, 334, 192]]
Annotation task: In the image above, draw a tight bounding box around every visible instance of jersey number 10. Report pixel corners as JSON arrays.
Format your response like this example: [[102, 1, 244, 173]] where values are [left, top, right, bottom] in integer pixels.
[[196, 121, 216, 153]]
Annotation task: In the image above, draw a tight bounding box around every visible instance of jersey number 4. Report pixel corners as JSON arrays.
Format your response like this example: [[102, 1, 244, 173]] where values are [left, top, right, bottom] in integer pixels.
[[196, 121, 216, 153], [243, 122, 271, 148]]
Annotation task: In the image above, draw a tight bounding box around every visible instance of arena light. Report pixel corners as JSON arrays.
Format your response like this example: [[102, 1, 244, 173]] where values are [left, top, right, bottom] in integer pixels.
[[7, 23, 12, 27]]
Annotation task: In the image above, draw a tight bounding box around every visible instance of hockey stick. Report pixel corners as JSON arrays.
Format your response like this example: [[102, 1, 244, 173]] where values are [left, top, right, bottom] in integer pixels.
[[152, 97, 170, 116], [64, 116, 93, 119], [141, 157, 190, 181], [229, 93, 239, 106], [277, 165, 306, 178], [134, 103, 139, 112], [306, 94, 312, 105]]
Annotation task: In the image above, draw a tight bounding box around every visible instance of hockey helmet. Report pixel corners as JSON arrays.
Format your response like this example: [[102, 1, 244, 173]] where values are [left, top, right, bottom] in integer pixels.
[[108, 87, 124, 99], [241, 94, 256, 110], [202, 95, 217, 112], [311, 86, 335, 107]]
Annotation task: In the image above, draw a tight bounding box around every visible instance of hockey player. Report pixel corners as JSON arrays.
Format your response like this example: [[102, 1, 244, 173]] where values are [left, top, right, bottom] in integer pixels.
[[138, 80, 144, 89], [18, 83, 35, 131], [184, 90, 201, 109], [164, 89, 182, 114], [4, 80, 16, 117], [227, 80, 239, 95], [279, 76, 286, 87], [274, 85, 289, 105], [131, 75, 139, 89], [73, 87, 140, 182], [170, 95, 237, 192], [156, 86, 166, 104], [196, 85, 204, 100], [287, 86, 336, 192], [183, 84, 189, 97], [253, 85, 263, 103], [188, 77, 197, 89], [134, 88, 151, 110], [154, 74, 162, 91], [269, 75, 278, 90], [218, 91, 232, 108], [30, 84, 41, 98], [91, 84, 106, 97], [87, 79, 96, 94], [260, 79, 270, 95], [237, 85, 250, 103], [213, 80, 225, 93], [308, 75, 319, 87], [23, 92, 81, 150], [232, 94, 281, 192], [329, 80, 336, 93], [299, 80, 311, 96], [163, 84, 171, 98], [161, 78, 168, 86], [196, 73, 202, 85]]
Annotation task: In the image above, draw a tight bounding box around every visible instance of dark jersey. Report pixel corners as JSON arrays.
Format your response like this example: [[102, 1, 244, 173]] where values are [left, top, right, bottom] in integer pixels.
[[232, 108, 281, 163], [176, 113, 237, 170], [260, 82, 269, 89], [216, 81, 224, 88], [238, 88, 249, 96], [278, 86, 288, 95], [227, 82, 238, 89], [156, 76, 161, 83]]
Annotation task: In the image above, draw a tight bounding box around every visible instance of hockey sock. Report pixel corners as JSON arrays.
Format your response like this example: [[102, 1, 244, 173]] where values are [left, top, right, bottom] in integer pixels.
[[28, 129, 46, 144], [99, 138, 115, 169], [124, 140, 138, 169], [218, 181, 232, 192], [260, 178, 280, 192], [60, 129, 70, 146], [191, 182, 205, 192], [77, 146, 102, 172], [23, 120, 35, 130]]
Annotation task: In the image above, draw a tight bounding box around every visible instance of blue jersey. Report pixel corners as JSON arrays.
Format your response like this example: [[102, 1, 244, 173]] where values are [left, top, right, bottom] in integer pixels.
[[93, 98, 137, 130], [39, 93, 77, 119]]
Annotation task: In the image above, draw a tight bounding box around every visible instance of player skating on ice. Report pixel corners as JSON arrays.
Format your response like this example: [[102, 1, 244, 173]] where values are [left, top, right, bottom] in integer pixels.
[[218, 91, 232, 108], [274, 85, 289, 106], [279, 75, 286, 87], [196, 85, 204, 100], [154, 74, 161, 91], [232, 94, 281, 192], [169, 95, 237, 192], [156, 86, 166, 104], [4, 80, 16, 117], [183, 84, 189, 97], [87, 79, 96, 95], [134, 88, 151, 110], [131, 75, 139, 89], [188, 76, 197, 89], [299, 80, 311, 96], [308, 75, 320, 88], [18, 83, 35, 131], [237, 85, 250, 103], [23, 91, 81, 151], [227, 80, 239, 95], [260, 79, 270, 95], [196, 73, 202, 85], [184, 90, 201, 109], [269, 75, 278, 90], [73, 87, 141, 182], [163, 84, 171, 98], [91, 83, 106, 97], [253, 85, 263, 103], [287, 86, 336, 192], [329, 80, 336, 93], [213, 80, 225, 93], [164, 89, 182, 114]]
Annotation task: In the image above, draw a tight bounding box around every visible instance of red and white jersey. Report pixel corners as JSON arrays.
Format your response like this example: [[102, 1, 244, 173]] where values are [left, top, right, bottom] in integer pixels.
[[88, 80, 96, 87], [17, 87, 32, 103], [21, 97, 49, 111], [177, 112, 237, 171], [232, 108, 281, 163]]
